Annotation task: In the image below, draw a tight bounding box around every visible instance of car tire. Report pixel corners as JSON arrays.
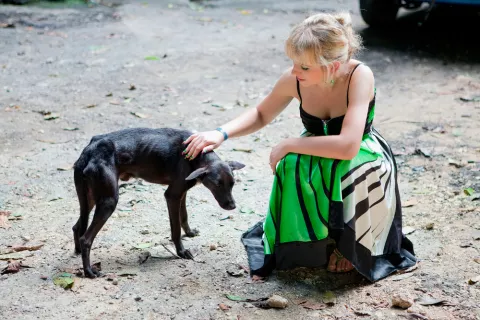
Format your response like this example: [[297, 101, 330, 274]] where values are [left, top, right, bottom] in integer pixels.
[[360, 0, 400, 27]]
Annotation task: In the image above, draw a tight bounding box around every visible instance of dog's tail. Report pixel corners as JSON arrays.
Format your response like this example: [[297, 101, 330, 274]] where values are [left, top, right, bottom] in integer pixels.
[[75, 138, 116, 178]]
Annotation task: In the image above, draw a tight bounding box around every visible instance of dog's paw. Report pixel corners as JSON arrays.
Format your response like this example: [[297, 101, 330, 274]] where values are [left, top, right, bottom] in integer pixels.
[[185, 228, 200, 238], [74, 247, 81, 255], [178, 249, 194, 260], [84, 266, 102, 279]]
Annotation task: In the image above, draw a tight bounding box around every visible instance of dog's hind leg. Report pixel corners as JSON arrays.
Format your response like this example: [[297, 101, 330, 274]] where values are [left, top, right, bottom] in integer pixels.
[[73, 169, 94, 254], [180, 195, 199, 237], [79, 166, 118, 278]]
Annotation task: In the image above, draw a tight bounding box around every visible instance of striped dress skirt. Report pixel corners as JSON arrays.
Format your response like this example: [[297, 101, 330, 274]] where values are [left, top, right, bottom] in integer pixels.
[[241, 127, 416, 282]]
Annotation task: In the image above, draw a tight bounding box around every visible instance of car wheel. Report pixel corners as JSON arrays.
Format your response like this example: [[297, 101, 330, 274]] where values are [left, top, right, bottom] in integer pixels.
[[360, 0, 400, 27]]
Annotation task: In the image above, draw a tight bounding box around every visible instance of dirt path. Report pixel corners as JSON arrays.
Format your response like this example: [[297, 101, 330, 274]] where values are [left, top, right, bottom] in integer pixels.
[[0, 1, 479, 319]]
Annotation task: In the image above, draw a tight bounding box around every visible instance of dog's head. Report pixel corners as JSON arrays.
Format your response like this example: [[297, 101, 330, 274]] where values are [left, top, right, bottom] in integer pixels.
[[185, 160, 245, 210]]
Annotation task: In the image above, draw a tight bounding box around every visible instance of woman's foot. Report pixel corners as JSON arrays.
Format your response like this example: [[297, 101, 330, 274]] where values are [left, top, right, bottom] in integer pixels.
[[251, 275, 265, 282], [327, 249, 354, 273]]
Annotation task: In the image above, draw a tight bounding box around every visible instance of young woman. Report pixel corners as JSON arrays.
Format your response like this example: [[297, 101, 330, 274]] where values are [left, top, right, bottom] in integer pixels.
[[182, 12, 416, 282]]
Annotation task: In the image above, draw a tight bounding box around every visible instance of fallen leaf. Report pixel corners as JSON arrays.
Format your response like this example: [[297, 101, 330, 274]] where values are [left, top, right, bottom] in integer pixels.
[[63, 127, 79, 131], [448, 159, 464, 168], [57, 166, 73, 171], [352, 308, 372, 316], [414, 148, 431, 158], [0, 252, 34, 260], [85, 104, 97, 109], [239, 9, 252, 15], [232, 148, 253, 153], [459, 96, 480, 102], [106, 92, 113, 97], [240, 208, 255, 214], [53, 272, 75, 290], [218, 303, 230, 311], [0, 23, 15, 28], [460, 242, 472, 248], [415, 296, 446, 306], [198, 17, 213, 22], [144, 56, 159, 61], [407, 313, 429, 320], [468, 275, 480, 285], [402, 199, 418, 208], [12, 244, 43, 252], [134, 243, 153, 249], [0, 260, 31, 274], [225, 294, 247, 302], [130, 111, 147, 119], [43, 113, 59, 120], [464, 188, 475, 196], [0, 210, 12, 229], [299, 301, 327, 310], [322, 291, 336, 306]]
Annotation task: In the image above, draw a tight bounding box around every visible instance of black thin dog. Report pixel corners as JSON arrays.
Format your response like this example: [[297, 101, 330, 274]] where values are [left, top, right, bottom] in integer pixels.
[[72, 128, 244, 278]]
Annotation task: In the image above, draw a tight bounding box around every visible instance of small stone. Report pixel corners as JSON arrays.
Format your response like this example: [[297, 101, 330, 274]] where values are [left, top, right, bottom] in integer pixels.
[[21, 235, 31, 242], [112, 279, 118, 285], [40, 275, 48, 280], [140, 229, 149, 235], [391, 293, 414, 309], [134, 296, 142, 302], [267, 294, 288, 309], [209, 243, 217, 251], [425, 223, 434, 230]]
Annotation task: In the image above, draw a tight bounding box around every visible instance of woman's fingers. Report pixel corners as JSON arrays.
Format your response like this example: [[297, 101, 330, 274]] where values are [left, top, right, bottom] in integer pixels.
[[183, 133, 197, 145], [184, 136, 202, 155], [202, 144, 216, 154], [190, 143, 205, 160]]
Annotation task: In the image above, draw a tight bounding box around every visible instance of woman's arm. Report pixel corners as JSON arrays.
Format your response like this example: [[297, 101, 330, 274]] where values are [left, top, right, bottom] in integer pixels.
[[269, 65, 374, 171], [184, 71, 295, 159]]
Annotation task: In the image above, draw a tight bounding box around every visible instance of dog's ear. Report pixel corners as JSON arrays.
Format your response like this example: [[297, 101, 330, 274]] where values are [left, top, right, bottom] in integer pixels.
[[227, 161, 245, 171], [185, 167, 209, 181]]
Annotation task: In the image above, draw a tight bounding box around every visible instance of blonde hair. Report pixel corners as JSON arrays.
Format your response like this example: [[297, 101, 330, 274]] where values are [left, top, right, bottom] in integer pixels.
[[285, 12, 363, 78]]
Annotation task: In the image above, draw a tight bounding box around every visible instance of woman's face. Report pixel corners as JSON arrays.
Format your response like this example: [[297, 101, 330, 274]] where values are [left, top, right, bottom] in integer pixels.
[[291, 62, 326, 87]]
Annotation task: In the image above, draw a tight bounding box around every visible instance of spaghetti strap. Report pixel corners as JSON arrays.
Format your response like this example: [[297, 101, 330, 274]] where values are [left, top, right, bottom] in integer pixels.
[[346, 63, 363, 106], [296, 79, 303, 104]]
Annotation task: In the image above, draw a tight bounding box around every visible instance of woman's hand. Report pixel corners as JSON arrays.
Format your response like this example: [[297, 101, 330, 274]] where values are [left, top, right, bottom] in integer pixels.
[[183, 130, 225, 160], [269, 139, 292, 174]]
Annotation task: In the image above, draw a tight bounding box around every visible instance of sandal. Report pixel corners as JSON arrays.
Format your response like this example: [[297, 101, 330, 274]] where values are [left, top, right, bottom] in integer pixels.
[[327, 248, 354, 273]]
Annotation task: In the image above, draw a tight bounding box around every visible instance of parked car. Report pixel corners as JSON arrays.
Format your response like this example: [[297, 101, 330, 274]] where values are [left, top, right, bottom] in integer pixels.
[[359, 0, 480, 27]]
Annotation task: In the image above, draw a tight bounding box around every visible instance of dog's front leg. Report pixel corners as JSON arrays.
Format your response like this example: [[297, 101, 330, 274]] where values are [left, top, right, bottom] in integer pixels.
[[180, 195, 199, 237], [165, 187, 194, 259]]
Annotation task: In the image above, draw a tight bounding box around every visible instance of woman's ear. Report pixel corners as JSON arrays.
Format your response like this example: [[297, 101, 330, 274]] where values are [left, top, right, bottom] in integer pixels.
[[332, 61, 341, 72]]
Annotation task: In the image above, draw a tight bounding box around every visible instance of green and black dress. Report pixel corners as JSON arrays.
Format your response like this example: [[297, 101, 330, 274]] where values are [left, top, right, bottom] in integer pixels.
[[241, 64, 416, 282]]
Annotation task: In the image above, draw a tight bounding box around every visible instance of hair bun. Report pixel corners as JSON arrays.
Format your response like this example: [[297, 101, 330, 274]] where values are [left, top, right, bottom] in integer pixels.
[[334, 12, 352, 28]]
